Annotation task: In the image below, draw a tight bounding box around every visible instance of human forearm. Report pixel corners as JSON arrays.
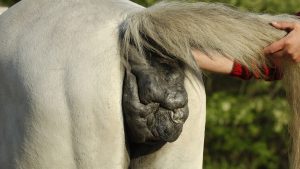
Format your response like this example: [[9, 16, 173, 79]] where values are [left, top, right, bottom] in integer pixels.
[[192, 49, 282, 80], [192, 49, 234, 74]]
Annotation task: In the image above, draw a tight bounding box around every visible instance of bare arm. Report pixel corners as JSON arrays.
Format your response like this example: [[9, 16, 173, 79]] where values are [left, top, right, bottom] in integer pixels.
[[192, 49, 234, 74], [192, 49, 282, 81]]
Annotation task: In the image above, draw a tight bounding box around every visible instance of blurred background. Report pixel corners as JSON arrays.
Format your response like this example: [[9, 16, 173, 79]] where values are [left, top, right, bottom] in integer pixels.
[[1, 0, 299, 168]]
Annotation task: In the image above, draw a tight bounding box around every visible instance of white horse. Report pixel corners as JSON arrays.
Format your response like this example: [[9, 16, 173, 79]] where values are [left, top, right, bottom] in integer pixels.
[[1, 0, 300, 169], [0, 0, 205, 169], [0, 6, 7, 14]]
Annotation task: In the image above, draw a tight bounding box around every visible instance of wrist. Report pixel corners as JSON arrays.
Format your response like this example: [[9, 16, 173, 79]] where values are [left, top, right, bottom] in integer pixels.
[[230, 61, 252, 80]]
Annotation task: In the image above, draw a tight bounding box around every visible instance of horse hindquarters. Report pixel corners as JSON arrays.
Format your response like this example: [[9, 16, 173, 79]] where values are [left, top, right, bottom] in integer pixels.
[[0, 7, 7, 15], [0, 0, 133, 168], [130, 71, 206, 169]]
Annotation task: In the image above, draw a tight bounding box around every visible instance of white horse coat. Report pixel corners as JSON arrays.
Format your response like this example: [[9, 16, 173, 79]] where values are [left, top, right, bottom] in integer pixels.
[[0, 7, 7, 14], [0, 0, 206, 168]]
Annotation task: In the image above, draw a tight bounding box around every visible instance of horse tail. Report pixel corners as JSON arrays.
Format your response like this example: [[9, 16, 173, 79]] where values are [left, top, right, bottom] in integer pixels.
[[119, 2, 300, 168], [282, 62, 300, 169]]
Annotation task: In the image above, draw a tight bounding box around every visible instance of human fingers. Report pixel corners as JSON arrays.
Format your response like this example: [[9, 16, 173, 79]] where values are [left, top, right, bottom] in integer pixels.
[[290, 53, 300, 63], [267, 50, 284, 58], [271, 21, 296, 31], [264, 38, 286, 55], [267, 48, 300, 63], [294, 56, 300, 63]]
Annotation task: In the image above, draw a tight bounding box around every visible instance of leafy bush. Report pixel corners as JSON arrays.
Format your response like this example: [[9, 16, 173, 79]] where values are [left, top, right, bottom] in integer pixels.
[[0, 0, 19, 6], [204, 78, 290, 169]]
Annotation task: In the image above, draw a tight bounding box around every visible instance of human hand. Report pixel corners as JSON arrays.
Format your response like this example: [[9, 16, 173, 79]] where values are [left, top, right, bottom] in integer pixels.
[[264, 21, 300, 63]]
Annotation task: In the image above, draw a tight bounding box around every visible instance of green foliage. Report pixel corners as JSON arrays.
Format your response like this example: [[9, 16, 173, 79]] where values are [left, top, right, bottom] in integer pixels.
[[201, 74, 291, 169], [132, 0, 157, 7], [190, 0, 300, 14], [204, 79, 290, 169], [132, 0, 300, 13], [0, 0, 19, 6]]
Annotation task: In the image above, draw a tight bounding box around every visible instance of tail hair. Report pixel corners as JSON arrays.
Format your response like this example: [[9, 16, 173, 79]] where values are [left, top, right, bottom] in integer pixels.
[[119, 1, 299, 74]]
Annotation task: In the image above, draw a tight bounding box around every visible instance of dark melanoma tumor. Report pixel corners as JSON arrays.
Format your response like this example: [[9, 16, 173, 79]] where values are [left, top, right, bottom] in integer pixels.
[[121, 36, 189, 156]]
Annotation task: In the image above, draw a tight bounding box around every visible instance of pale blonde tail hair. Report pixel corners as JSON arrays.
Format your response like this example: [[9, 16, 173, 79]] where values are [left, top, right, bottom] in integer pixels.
[[119, 1, 300, 168]]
